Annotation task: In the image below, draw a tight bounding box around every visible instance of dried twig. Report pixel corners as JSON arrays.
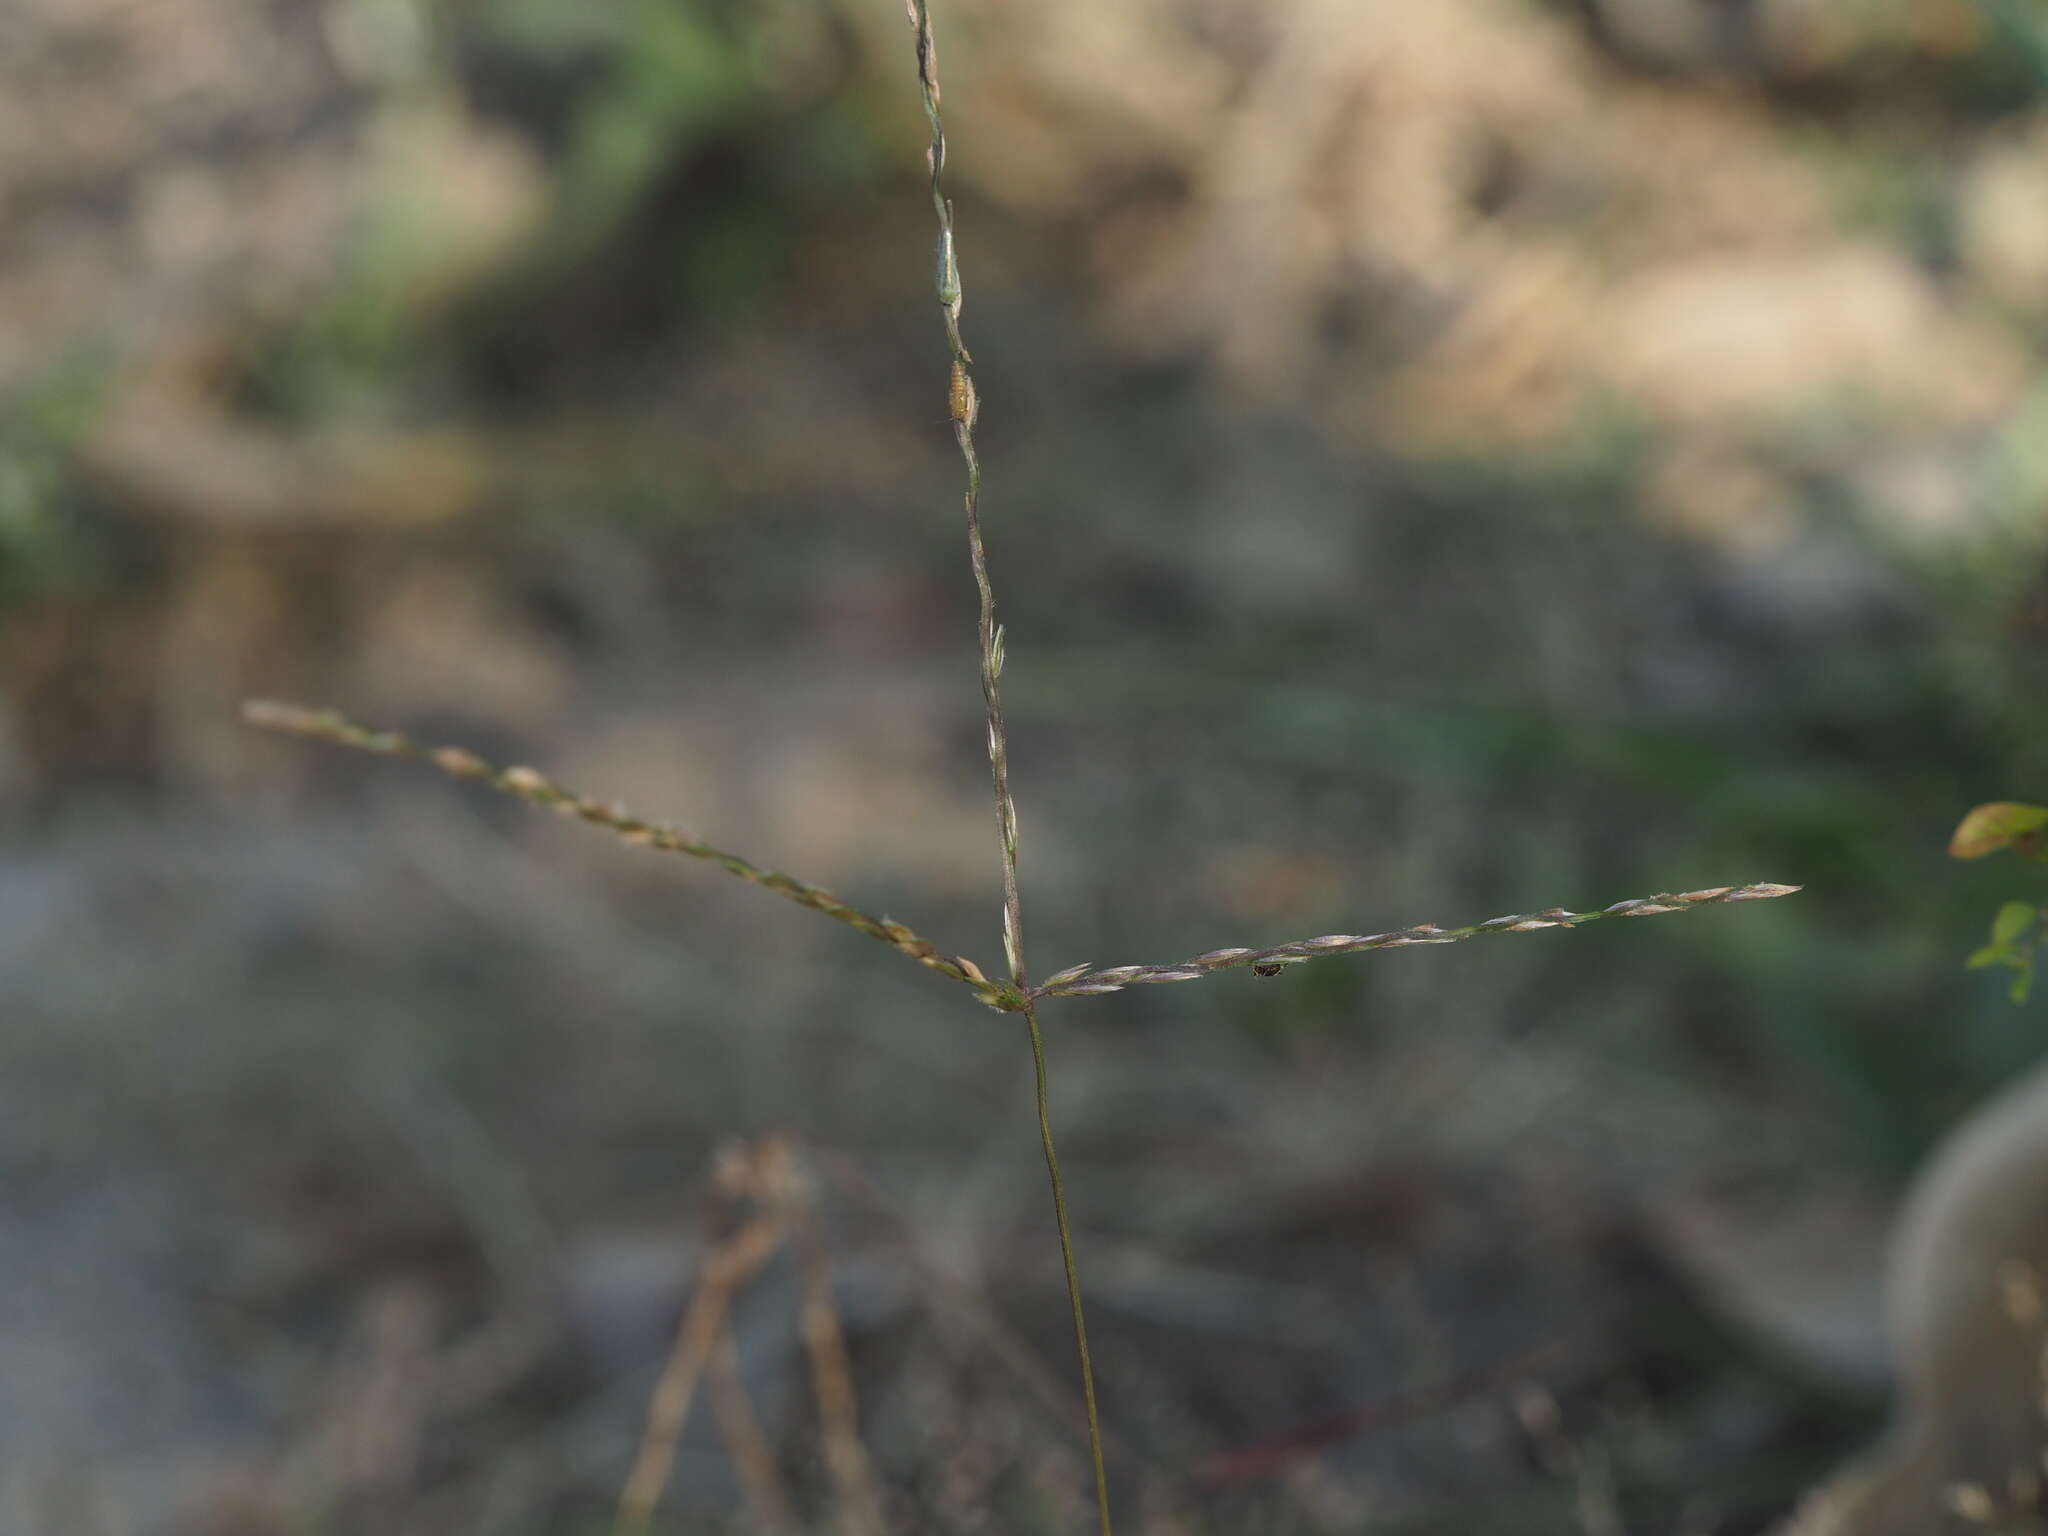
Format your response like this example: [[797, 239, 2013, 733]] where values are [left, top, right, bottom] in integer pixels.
[[794, 1213, 887, 1536], [1195, 1342, 1570, 1488], [707, 1327, 797, 1536], [613, 1214, 788, 1536]]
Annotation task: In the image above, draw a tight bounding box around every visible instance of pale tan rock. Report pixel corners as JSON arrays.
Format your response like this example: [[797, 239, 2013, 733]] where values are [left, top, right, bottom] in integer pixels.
[[1781, 1061, 2048, 1534]]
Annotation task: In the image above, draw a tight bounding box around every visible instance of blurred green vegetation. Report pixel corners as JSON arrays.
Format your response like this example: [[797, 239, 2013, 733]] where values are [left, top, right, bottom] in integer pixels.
[[0, 353, 113, 609]]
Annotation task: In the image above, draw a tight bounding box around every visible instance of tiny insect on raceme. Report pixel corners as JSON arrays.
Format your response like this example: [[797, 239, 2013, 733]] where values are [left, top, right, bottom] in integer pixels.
[[1251, 962, 1284, 978], [948, 359, 977, 428]]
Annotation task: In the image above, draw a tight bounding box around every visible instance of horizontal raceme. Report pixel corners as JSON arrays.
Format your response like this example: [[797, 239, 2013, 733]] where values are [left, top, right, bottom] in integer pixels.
[[242, 701, 1017, 1011], [1029, 884, 1801, 999]]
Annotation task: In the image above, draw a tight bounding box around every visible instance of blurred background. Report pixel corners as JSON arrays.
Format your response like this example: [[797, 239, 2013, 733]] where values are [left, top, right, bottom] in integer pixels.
[[6, 0, 2048, 1530]]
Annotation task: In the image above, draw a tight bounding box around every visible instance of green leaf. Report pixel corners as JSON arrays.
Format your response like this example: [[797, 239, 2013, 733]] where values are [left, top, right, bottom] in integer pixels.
[[1993, 901, 2040, 947], [1949, 802, 2048, 860], [1968, 943, 2014, 969]]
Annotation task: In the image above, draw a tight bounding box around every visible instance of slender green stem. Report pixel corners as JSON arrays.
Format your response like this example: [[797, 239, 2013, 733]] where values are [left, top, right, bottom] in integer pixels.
[[1024, 1001, 1112, 1536]]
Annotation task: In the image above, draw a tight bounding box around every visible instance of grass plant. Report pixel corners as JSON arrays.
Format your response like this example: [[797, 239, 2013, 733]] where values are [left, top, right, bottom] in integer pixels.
[[242, 3, 1801, 1528]]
